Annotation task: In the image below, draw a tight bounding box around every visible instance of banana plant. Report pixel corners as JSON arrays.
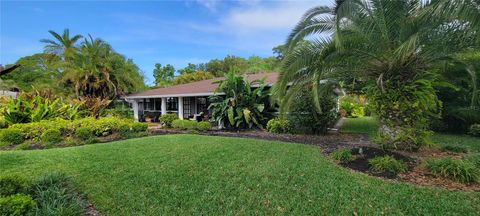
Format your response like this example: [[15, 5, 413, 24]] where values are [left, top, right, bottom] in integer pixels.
[[209, 72, 270, 129]]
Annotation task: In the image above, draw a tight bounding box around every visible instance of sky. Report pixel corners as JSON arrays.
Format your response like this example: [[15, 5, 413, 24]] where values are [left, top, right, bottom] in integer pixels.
[[1, 0, 332, 84]]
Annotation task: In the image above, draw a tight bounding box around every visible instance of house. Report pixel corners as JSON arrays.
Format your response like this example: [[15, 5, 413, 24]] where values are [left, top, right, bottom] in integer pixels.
[[124, 72, 279, 122]]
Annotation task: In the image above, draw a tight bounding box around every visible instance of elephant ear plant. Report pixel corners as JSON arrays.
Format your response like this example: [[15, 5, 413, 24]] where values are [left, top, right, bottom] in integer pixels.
[[209, 72, 271, 129]]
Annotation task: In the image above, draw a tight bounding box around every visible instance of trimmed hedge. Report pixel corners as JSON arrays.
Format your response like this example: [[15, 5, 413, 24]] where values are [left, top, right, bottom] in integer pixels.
[[0, 117, 149, 149], [172, 120, 211, 131], [0, 128, 25, 146]]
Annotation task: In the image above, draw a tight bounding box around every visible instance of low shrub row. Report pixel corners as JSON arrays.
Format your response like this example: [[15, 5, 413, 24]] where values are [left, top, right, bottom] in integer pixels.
[[0, 173, 87, 215], [266, 118, 292, 134], [0, 117, 149, 150], [160, 113, 178, 128], [172, 120, 211, 131]]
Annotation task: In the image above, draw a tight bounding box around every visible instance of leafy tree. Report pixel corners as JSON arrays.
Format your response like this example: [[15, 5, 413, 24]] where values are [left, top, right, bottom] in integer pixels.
[[276, 0, 479, 150], [153, 63, 175, 87], [223, 55, 247, 74], [40, 29, 82, 62], [209, 72, 270, 129], [171, 71, 213, 85], [178, 63, 197, 75], [0, 53, 62, 93], [206, 59, 225, 76]]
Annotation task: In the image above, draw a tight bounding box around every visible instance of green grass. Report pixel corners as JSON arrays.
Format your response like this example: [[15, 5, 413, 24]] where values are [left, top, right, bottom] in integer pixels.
[[432, 134, 480, 153], [341, 117, 480, 153], [1, 135, 479, 215], [341, 116, 379, 137]]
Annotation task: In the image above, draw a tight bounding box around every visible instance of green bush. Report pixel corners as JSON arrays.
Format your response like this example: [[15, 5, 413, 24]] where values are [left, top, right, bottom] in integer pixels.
[[160, 113, 178, 128], [331, 148, 354, 163], [30, 172, 86, 216], [0, 116, 6, 128], [172, 119, 198, 130], [0, 128, 25, 146], [266, 118, 291, 134], [441, 145, 468, 153], [131, 122, 148, 132], [469, 124, 480, 137], [118, 124, 132, 136], [196, 121, 211, 131], [0, 194, 35, 216], [425, 157, 479, 183], [368, 155, 407, 174], [75, 127, 94, 141], [0, 175, 28, 196], [41, 129, 62, 145]]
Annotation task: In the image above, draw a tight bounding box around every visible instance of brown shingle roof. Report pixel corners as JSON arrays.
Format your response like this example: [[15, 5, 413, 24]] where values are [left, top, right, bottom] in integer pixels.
[[126, 72, 278, 98]]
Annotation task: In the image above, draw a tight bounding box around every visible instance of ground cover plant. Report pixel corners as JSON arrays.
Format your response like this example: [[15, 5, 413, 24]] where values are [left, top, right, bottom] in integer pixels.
[[0, 172, 87, 215], [425, 158, 479, 183], [1, 135, 479, 215]]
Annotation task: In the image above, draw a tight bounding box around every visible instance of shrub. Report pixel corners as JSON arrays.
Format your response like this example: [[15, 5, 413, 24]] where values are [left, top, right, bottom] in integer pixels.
[[368, 155, 407, 174], [266, 118, 291, 134], [172, 120, 199, 130], [196, 121, 211, 131], [160, 113, 178, 128], [131, 122, 148, 132], [118, 124, 132, 137], [425, 157, 479, 183], [331, 148, 354, 163], [0, 128, 25, 146], [75, 127, 94, 141], [0, 116, 6, 128], [469, 124, 480, 137], [41, 129, 62, 145], [30, 172, 86, 216], [441, 145, 468, 153], [0, 175, 28, 196], [0, 194, 35, 216]]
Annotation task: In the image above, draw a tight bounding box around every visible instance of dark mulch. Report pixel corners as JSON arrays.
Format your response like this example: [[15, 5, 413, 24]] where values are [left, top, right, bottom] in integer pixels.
[[340, 147, 416, 179]]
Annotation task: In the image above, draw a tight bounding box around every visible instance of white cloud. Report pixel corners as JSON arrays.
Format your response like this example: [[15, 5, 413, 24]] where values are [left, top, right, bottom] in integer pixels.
[[194, 0, 218, 11]]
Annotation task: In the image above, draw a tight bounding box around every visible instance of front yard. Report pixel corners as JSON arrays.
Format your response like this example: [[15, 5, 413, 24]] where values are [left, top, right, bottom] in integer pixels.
[[1, 135, 479, 215]]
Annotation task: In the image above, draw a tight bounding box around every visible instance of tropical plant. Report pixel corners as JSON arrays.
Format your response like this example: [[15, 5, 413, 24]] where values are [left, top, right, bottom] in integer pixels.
[[40, 28, 82, 61], [209, 72, 271, 129], [276, 0, 480, 150], [171, 71, 214, 85]]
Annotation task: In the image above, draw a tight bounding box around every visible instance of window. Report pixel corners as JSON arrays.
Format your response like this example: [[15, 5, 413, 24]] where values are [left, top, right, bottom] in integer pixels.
[[167, 97, 178, 111], [196, 97, 208, 114], [183, 97, 194, 119], [154, 98, 162, 110]]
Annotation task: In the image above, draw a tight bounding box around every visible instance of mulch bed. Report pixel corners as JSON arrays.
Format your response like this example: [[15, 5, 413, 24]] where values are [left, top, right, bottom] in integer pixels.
[[150, 127, 480, 192]]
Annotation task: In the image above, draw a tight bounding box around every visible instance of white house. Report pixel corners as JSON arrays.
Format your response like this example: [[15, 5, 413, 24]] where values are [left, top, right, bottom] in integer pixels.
[[124, 72, 279, 122]]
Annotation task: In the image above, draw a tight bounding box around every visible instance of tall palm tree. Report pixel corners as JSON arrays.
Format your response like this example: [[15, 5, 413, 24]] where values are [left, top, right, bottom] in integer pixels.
[[40, 28, 83, 61], [276, 0, 479, 150]]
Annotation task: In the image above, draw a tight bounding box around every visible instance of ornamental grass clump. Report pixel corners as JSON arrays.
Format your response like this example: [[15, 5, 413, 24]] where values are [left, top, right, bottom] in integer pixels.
[[368, 155, 407, 174], [331, 148, 354, 163], [425, 157, 479, 183]]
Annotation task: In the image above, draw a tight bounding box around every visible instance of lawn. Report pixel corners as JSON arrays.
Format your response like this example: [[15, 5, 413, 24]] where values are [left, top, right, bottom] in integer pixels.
[[342, 117, 480, 153], [1, 135, 479, 215]]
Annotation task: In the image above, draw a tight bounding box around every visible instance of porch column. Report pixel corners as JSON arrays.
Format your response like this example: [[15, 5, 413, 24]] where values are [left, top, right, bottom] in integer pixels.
[[178, 97, 183, 119], [161, 97, 167, 115], [132, 100, 139, 122]]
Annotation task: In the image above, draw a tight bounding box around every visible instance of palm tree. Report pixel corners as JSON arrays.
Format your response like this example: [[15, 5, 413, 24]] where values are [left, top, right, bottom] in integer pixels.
[[40, 29, 83, 61], [276, 0, 479, 150]]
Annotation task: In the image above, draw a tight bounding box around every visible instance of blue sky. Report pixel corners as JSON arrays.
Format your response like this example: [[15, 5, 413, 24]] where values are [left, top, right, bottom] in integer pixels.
[[1, 0, 331, 84]]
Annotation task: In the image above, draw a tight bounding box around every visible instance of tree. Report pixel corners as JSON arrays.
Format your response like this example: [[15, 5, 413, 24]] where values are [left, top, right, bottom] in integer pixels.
[[0, 53, 62, 93], [276, 0, 479, 150], [209, 72, 270, 129], [40, 29, 82, 62], [153, 63, 175, 87], [178, 63, 197, 75], [63, 35, 145, 99], [171, 71, 213, 85], [206, 59, 225, 76]]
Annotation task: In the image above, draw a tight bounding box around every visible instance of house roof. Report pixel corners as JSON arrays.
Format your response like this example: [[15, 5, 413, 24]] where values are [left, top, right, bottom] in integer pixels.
[[125, 72, 279, 99]]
